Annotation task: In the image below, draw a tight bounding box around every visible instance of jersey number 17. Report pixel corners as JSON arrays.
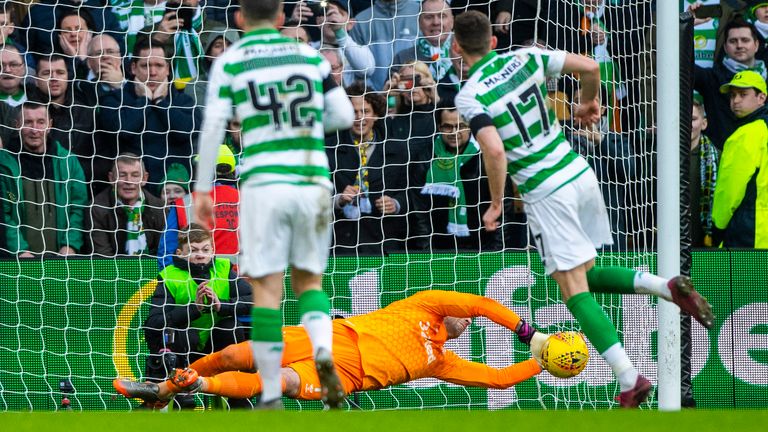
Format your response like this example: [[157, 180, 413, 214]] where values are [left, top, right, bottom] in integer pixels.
[[505, 83, 551, 147]]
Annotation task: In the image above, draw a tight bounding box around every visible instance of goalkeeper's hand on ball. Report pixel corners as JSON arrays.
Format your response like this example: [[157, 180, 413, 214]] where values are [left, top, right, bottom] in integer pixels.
[[515, 320, 549, 366]]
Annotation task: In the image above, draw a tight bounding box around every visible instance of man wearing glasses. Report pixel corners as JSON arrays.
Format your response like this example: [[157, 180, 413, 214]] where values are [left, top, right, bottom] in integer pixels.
[[73, 34, 125, 107], [414, 98, 518, 251], [0, 45, 27, 108]]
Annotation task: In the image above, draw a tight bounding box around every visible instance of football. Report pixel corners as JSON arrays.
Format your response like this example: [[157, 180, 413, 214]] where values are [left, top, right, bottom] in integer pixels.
[[540, 331, 590, 378]]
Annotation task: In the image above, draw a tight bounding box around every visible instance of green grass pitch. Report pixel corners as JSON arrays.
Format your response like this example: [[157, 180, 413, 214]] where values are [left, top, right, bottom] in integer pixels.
[[2, 410, 766, 432]]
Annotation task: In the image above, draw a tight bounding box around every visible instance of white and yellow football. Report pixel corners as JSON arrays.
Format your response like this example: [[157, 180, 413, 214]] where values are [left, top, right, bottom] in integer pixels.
[[540, 331, 589, 378]]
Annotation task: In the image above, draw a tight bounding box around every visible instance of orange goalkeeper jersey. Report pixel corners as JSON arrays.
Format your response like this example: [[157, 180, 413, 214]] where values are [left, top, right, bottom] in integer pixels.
[[337, 290, 541, 391]]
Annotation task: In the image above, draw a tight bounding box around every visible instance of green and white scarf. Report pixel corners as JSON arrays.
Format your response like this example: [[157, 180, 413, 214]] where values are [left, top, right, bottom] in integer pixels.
[[173, 29, 203, 82], [420, 136, 480, 237], [111, 0, 203, 81], [119, 196, 148, 255], [416, 36, 453, 82], [722, 56, 768, 79], [0, 89, 26, 107]]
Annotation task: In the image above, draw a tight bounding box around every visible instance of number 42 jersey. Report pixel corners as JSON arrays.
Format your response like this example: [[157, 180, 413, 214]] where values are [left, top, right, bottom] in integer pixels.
[[457, 48, 590, 203], [203, 28, 335, 190]]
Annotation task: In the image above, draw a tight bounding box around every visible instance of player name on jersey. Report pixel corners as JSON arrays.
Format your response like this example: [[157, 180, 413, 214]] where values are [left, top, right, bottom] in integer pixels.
[[206, 28, 332, 190], [458, 49, 590, 202]]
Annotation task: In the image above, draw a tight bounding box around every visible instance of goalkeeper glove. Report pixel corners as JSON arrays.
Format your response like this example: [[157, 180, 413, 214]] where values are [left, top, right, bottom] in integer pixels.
[[515, 320, 536, 345], [515, 320, 548, 366]]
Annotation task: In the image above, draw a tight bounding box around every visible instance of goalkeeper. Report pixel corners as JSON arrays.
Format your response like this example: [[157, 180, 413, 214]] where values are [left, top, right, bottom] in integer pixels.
[[114, 291, 547, 405]]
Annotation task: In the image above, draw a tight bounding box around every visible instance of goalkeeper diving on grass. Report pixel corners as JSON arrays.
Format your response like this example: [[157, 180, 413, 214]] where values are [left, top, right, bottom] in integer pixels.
[[114, 290, 552, 406]]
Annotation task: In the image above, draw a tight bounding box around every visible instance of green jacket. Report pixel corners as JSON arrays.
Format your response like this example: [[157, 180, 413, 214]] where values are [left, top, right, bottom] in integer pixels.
[[0, 142, 88, 252], [159, 258, 232, 349], [712, 108, 768, 248], [0, 149, 25, 253]]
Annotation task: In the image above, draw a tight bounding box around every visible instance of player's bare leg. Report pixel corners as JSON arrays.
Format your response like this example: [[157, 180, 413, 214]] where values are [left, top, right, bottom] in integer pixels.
[[553, 260, 650, 408], [292, 269, 345, 409], [248, 272, 286, 409]]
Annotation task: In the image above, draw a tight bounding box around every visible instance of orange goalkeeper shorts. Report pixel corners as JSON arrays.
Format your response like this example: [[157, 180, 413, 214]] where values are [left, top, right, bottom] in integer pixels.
[[285, 323, 365, 400]]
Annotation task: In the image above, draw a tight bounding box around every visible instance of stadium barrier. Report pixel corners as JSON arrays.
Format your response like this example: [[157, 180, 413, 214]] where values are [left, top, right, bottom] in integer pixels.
[[0, 251, 765, 411]]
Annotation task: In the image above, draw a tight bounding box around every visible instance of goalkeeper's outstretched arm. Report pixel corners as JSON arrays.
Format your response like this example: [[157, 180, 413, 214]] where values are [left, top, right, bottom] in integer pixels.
[[434, 351, 542, 389]]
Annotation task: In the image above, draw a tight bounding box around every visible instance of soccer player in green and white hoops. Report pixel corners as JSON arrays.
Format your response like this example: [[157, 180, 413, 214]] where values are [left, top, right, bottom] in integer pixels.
[[453, 11, 714, 408], [193, 0, 354, 409]]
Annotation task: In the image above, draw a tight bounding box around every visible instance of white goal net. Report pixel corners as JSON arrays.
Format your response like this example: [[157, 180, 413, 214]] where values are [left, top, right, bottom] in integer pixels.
[[0, 0, 658, 411]]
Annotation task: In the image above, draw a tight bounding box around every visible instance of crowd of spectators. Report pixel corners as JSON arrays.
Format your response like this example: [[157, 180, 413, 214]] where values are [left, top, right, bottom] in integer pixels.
[[0, 0, 762, 262]]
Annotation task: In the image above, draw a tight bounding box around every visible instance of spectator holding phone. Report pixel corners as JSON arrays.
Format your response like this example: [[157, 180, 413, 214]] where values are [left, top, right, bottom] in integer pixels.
[[292, 1, 374, 85], [385, 61, 440, 163], [112, 0, 204, 85]]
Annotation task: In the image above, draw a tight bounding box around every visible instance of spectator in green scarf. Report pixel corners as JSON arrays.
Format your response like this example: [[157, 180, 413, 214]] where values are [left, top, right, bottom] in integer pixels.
[[413, 98, 521, 251]]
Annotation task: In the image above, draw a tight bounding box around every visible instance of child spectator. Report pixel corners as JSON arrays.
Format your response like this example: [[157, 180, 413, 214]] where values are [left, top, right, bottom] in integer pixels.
[[158, 145, 239, 269], [689, 94, 719, 247], [144, 222, 252, 407], [160, 162, 190, 206]]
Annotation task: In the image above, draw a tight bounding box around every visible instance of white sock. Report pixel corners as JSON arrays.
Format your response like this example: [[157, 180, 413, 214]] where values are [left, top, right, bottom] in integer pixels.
[[250, 340, 284, 402], [301, 311, 333, 357], [634, 272, 672, 301], [602, 343, 639, 391]]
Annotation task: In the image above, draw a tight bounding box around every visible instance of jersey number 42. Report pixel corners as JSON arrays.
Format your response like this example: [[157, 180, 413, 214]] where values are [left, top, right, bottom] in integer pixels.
[[247, 74, 316, 130]]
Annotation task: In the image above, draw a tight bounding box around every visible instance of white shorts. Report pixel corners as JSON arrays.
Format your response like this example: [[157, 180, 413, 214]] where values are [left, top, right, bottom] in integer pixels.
[[524, 169, 613, 275], [238, 184, 332, 278]]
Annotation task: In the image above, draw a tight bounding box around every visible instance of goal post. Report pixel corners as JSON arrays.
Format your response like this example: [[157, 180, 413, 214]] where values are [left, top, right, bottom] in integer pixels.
[[657, 0, 682, 411]]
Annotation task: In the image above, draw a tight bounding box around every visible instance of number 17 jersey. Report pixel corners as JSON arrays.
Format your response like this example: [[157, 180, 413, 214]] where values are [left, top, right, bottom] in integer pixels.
[[457, 48, 590, 203], [204, 28, 333, 189]]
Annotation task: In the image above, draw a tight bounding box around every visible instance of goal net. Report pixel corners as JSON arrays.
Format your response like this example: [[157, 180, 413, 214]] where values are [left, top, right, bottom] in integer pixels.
[[0, 0, 661, 411]]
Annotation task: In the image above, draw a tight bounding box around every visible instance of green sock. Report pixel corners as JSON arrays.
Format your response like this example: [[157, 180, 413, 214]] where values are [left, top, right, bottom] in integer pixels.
[[586, 266, 638, 294], [298, 289, 331, 316], [250, 307, 283, 342], [298, 290, 333, 354], [566, 292, 620, 354]]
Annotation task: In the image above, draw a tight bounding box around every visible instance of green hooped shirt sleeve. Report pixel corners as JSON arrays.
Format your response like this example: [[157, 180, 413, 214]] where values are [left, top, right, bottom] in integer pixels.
[[711, 119, 767, 229]]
